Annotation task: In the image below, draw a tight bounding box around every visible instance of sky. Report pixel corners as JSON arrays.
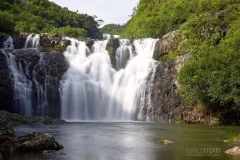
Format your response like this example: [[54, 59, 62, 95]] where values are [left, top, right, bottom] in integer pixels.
[[50, 0, 139, 25]]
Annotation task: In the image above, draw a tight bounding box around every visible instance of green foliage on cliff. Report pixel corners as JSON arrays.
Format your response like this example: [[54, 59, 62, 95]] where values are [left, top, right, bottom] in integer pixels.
[[121, 0, 239, 38], [100, 24, 125, 36], [0, 0, 102, 38], [50, 26, 87, 39], [177, 2, 240, 122], [0, 11, 15, 34], [124, 0, 240, 122]]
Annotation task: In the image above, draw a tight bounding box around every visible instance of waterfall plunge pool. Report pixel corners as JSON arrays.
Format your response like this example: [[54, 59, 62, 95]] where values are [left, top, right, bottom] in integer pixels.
[[7, 123, 240, 160]]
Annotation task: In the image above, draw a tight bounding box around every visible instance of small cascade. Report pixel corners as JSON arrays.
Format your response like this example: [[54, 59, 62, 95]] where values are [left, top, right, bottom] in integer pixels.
[[4, 37, 14, 49], [115, 39, 133, 70], [2, 37, 33, 116], [24, 34, 40, 48], [113, 35, 120, 38], [92, 40, 108, 53], [33, 54, 49, 115], [60, 38, 159, 121], [103, 34, 111, 40]]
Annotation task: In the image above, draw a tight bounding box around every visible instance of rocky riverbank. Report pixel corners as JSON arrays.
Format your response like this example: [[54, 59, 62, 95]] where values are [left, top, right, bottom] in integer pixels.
[[0, 110, 65, 159]]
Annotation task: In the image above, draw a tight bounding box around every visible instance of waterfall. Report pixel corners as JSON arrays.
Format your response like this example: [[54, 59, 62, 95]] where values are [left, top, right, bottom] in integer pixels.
[[116, 39, 133, 70], [24, 34, 40, 48], [33, 54, 49, 115], [103, 34, 111, 40], [2, 37, 33, 116], [2, 37, 50, 116], [60, 38, 159, 121]]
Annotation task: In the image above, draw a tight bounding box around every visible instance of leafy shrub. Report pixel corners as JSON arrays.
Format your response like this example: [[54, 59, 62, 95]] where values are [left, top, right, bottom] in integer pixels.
[[50, 26, 87, 38], [0, 10, 15, 34]]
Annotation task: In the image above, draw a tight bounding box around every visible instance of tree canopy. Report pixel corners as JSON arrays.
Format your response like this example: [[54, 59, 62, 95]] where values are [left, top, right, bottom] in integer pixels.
[[0, 0, 102, 39]]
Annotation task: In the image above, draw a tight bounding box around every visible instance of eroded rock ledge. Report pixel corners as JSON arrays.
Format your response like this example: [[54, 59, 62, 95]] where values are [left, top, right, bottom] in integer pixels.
[[0, 110, 65, 159]]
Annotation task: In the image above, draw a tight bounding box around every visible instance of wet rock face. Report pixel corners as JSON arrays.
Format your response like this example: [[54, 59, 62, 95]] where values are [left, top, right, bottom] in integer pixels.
[[106, 38, 120, 68], [85, 38, 95, 52], [39, 33, 70, 52], [15, 132, 63, 153], [142, 62, 181, 122], [0, 34, 8, 48], [13, 32, 29, 49], [0, 51, 13, 111], [153, 30, 180, 60]]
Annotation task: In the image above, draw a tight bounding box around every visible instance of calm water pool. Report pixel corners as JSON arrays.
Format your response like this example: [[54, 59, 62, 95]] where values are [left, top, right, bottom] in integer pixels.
[[8, 123, 240, 160]]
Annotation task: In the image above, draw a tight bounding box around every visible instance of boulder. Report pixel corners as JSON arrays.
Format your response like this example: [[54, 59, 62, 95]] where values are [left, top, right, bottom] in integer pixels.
[[0, 121, 15, 155], [15, 132, 63, 153], [225, 147, 240, 155], [153, 30, 180, 60], [160, 139, 174, 145]]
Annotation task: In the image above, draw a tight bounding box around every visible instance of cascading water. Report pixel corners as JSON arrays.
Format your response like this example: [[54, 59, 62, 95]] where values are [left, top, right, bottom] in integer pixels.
[[2, 36, 52, 116], [60, 38, 159, 121], [2, 37, 33, 116], [32, 54, 49, 115], [24, 34, 40, 48], [103, 34, 111, 40], [116, 39, 133, 70]]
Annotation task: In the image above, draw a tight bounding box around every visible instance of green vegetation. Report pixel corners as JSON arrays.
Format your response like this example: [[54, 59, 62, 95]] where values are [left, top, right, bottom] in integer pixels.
[[0, 0, 102, 38], [0, 10, 15, 34], [100, 24, 125, 36], [123, 0, 240, 124], [106, 38, 120, 56], [225, 134, 240, 144], [178, 3, 240, 124], [28, 116, 40, 121], [50, 26, 87, 38]]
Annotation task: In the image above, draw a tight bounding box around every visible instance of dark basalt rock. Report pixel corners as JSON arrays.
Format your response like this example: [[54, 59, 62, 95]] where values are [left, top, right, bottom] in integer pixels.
[[0, 34, 9, 48], [0, 51, 13, 112], [0, 110, 66, 125], [39, 33, 70, 52], [13, 32, 29, 49], [15, 132, 63, 153], [85, 38, 95, 52], [106, 38, 120, 69], [36, 116, 65, 125], [142, 62, 181, 122]]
